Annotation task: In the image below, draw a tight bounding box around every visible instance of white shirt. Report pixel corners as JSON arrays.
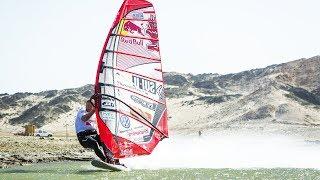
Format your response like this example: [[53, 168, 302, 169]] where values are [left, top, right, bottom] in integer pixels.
[[75, 108, 97, 133]]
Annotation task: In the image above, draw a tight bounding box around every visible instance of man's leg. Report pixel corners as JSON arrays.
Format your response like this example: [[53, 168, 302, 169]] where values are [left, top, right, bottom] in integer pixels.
[[80, 135, 107, 162], [93, 135, 126, 166], [93, 134, 115, 163]]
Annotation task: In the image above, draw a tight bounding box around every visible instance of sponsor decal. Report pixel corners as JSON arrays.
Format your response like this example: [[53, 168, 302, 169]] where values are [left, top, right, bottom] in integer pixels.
[[145, 19, 159, 52], [146, 21, 158, 38], [101, 97, 115, 109], [120, 37, 143, 46], [146, 40, 159, 52], [120, 148, 133, 157], [131, 95, 157, 111], [101, 111, 116, 121], [149, 14, 156, 21], [122, 18, 160, 52], [132, 76, 156, 94], [156, 85, 164, 100], [116, 80, 147, 96], [134, 125, 144, 129], [120, 115, 131, 128], [119, 142, 133, 156], [128, 129, 148, 137], [123, 21, 143, 35], [132, 12, 144, 20]]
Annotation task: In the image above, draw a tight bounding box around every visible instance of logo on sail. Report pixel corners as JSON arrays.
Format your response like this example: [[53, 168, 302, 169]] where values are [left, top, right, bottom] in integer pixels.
[[132, 12, 144, 20], [101, 111, 116, 121], [131, 95, 157, 111], [123, 21, 144, 36], [101, 97, 116, 109], [120, 115, 130, 128], [120, 37, 143, 46], [145, 16, 159, 52], [132, 76, 156, 94]]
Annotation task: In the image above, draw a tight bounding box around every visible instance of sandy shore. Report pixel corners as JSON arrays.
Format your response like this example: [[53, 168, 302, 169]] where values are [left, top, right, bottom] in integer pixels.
[[2, 125, 320, 169], [0, 135, 94, 169]]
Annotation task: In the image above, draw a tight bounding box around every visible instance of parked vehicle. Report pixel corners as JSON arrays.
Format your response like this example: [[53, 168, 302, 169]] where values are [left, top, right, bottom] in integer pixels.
[[35, 130, 52, 137]]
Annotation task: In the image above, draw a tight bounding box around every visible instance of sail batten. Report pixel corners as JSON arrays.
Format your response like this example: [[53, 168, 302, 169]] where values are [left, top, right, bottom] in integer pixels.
[[105, 50, 161, 61], [95, 0, 168, 158]]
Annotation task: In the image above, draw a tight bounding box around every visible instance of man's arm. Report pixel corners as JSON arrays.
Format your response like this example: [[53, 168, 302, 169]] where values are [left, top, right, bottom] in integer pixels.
[[80, 94, 100, 122], [81, 109, 95, 122]]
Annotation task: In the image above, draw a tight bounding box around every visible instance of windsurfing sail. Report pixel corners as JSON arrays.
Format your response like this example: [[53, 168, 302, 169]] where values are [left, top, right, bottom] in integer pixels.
[[94, 0, 168, 158]]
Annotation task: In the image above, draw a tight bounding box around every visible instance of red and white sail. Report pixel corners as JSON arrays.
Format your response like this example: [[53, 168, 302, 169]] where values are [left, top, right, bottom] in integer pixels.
[[94, 0, 168, 158]]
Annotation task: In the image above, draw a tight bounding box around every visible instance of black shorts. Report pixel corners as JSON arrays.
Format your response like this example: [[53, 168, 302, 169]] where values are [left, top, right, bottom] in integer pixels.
[[77, 129, 99, 148], [77, 129, 114, 162]]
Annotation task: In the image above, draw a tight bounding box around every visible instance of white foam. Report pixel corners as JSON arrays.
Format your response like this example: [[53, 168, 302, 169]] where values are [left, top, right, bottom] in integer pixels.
[[122, 133, 320, 169]]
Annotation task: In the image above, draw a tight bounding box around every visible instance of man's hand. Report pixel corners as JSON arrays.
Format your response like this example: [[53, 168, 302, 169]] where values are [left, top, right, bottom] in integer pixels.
[[81, 104, 96, 122], [90, 94, 101, 101], [89, 94, 101, 107], [91, 105, 95, 112]]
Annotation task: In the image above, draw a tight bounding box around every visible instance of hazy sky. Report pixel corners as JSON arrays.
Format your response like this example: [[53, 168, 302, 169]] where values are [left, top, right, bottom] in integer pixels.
[[0, 0, 319, 93]]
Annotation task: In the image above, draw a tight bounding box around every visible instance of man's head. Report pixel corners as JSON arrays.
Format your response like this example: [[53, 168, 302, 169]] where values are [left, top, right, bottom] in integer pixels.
[[86, 100, 94, 112]]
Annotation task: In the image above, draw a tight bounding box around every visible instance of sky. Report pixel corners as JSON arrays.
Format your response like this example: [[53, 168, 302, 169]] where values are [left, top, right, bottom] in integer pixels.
[[0, 0, 319, 94]]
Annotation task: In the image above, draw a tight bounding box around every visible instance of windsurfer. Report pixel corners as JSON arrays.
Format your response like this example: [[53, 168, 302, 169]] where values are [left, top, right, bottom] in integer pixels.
[[75, 95, 120, 165]]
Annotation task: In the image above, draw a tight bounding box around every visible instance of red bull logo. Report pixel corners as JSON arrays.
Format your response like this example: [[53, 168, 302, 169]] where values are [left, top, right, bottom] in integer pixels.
[[124, 21, 143, 36], [147, 40, 159, 52], [120, 37, 143, 46], [146, 29, 158, 39], [122, 18, 160, 52], [145, 19, 159, 52], [145, 20, 158, 38], [149, 14, 156, 21]]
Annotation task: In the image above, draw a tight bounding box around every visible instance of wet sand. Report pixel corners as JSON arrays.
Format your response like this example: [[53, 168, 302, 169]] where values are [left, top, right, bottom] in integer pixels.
[[0, 135, 94, 168]]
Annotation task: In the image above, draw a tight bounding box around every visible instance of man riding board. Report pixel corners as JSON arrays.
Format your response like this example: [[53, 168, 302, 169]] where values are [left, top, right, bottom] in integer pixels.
[[75, 94, 121, 165]]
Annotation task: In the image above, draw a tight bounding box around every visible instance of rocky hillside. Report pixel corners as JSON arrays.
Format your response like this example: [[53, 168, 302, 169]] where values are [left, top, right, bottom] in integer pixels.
[[0, 56, 319, 138], [0, 85, 93, 133], [165, 56, 320, 137]]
